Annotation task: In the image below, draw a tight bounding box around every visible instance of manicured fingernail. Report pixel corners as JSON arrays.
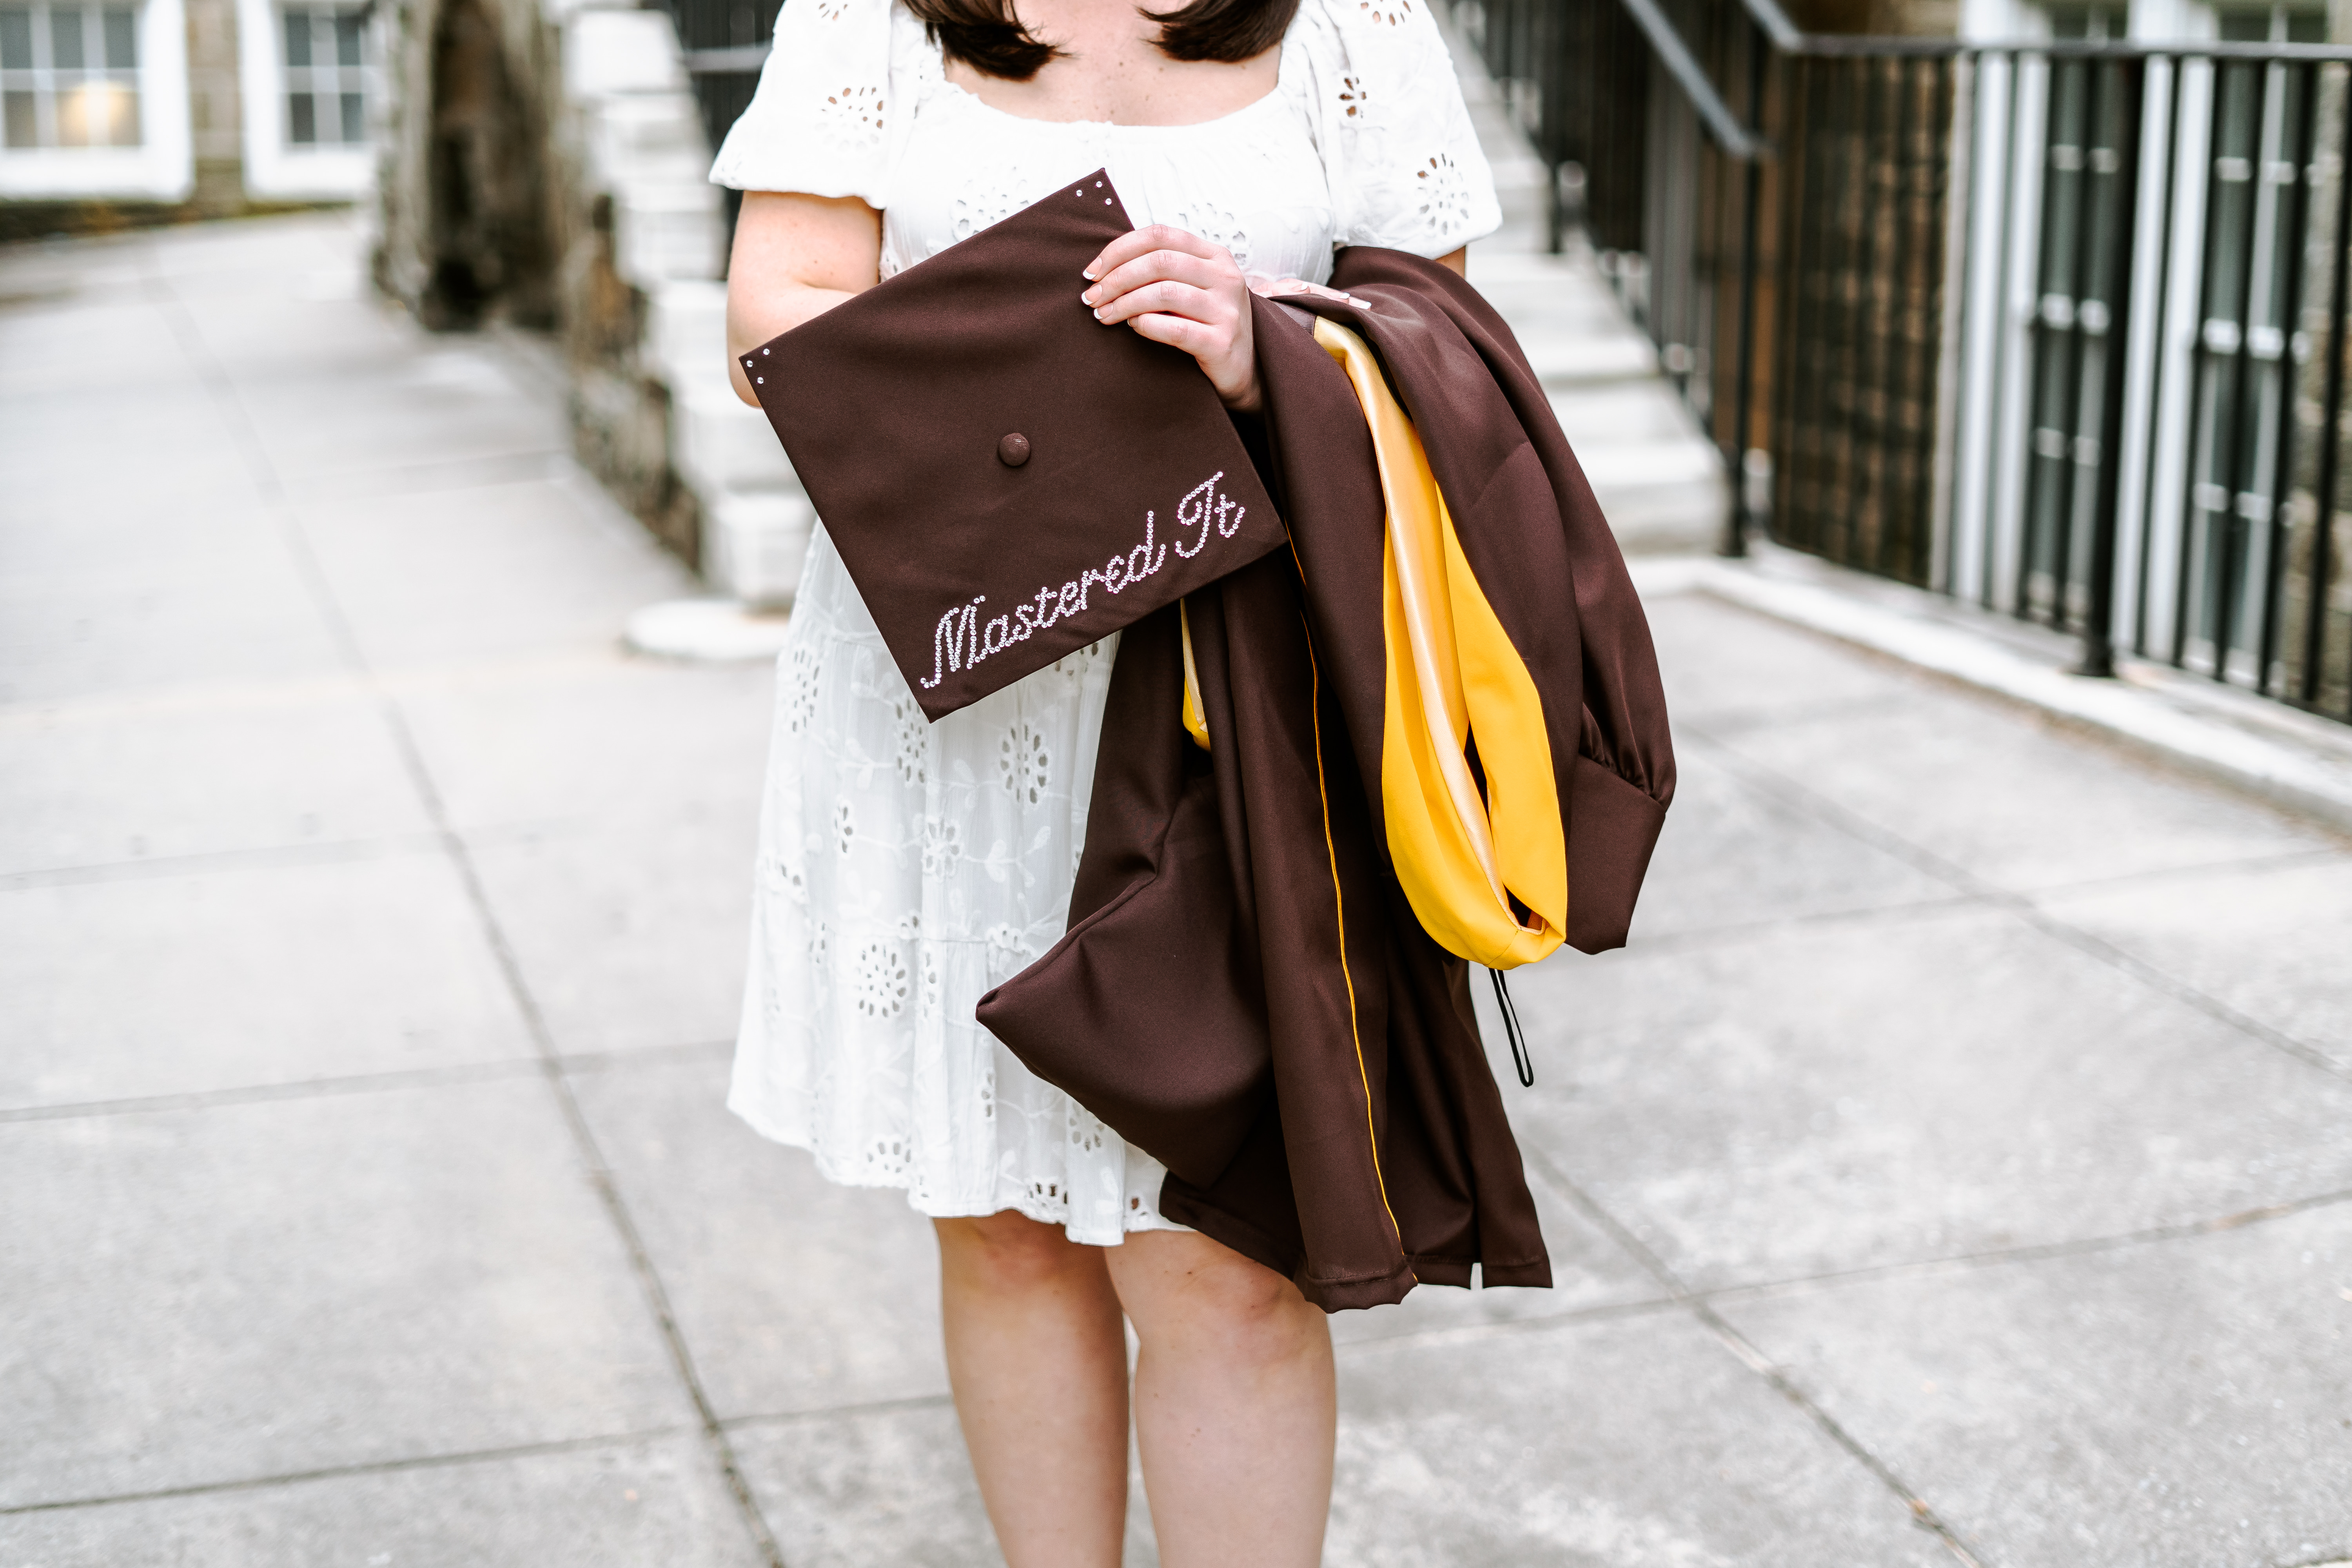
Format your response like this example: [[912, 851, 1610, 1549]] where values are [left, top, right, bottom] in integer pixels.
[[1080, 289, 1096, 305], [1081, 267, 1098, 280], [1092, 307, 1105, 321]]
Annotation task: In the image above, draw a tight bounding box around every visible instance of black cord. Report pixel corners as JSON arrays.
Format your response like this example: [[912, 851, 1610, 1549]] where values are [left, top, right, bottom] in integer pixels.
[[1490, 967, 1532, 1088]]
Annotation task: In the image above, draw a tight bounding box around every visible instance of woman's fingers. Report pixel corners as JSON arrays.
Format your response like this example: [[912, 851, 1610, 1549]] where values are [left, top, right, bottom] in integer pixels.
[[1082, 223, 1219, 283], [1088, 278, 1228, 328], [1122, 311, 1209, 352], [1083, 248, 1229, 316]]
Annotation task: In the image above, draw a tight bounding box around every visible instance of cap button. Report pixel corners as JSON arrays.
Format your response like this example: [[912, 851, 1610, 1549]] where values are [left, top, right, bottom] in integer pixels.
[[996, 432, 1032, 468]]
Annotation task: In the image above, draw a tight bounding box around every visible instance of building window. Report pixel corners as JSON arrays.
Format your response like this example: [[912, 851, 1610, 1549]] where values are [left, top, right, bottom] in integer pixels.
[[2215, 2, 2326, 44], [281, 3, 365, 146], [0, 2, 142, 150]]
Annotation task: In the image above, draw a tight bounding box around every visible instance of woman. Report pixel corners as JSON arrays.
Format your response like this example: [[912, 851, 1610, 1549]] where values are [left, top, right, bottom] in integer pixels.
[[715, 0, 1498, 1555]]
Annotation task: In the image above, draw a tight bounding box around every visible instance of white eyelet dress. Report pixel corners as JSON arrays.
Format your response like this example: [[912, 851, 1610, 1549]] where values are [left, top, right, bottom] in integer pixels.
[[712, 0, 1501, 1244]]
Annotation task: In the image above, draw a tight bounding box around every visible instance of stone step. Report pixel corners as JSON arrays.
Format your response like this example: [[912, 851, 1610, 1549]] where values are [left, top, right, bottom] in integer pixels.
[[647, 281, 799, 497], [610, 179, 724, 283], [704, 488, 817, 610], [1576, 443, 1731, 555], [585, 91, 708, 179], [675, 377, 796, 498]]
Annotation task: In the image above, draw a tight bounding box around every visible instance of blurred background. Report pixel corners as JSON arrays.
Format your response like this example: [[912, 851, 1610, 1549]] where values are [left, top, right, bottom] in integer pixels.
[[4, 0, 2352, 1561]]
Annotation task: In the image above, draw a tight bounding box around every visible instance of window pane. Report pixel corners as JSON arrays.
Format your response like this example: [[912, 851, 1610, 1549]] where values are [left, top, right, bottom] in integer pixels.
[[52, 5, 86, 68], [56, 83, 94, 143], [338, 87, 359, 141], [287, 89, 313, 142], [334, 8, 358, 65], [102, 5, 132, 66], [115, 79, 137, 142], [71, 77, 132, 142], [2286, 8, 2327, 41], [2, 88, 35, 146], [2217, 10, 2269, 39], [283, 8, 309, 66], [0, 9, 32, 70]]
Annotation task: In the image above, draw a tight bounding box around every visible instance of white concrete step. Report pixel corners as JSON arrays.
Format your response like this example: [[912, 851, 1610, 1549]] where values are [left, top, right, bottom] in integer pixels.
[[563, 7, 690, 96], [705, 489, 818, 609], [586, 92, 708, 179], [647, 278, 728, 387], [612, 180, 724, 283], [648, 282, 799, 497], [674, 376, 795, 497]]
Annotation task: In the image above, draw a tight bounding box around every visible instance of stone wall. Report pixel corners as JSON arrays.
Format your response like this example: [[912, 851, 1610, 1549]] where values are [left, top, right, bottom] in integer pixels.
[[184, 0, 247, 213]]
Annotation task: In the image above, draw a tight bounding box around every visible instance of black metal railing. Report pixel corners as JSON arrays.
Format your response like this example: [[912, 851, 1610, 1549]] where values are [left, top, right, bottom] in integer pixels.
[[1457, 0, 2352, 721], [647, 0, 784, 240]]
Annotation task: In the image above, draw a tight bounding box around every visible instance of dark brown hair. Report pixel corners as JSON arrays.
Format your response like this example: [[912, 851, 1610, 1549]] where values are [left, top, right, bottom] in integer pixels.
[[903, 0, 1301, 80]]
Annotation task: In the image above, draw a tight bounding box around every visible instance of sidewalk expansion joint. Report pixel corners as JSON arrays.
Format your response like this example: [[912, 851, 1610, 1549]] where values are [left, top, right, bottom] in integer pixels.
[[0, 831, 451, 893], [1515, 1146, 1991, 1567], [558, 1039, 737, 1075], [717, 1393, 958, 1431], [0, 1057, 550, 1125], [1693, 1186, 2352, 1309], [0, 1426, 692, 1517]]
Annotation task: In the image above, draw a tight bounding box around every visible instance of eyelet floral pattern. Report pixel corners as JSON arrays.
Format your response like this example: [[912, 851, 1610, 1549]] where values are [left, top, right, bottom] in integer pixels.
[[853, 940, 910, 1017], [998, 722, 1052, 805], [1415, 151, 1473, 233], [717, 0, 1501, 1244], [817, 84, 887, 146]]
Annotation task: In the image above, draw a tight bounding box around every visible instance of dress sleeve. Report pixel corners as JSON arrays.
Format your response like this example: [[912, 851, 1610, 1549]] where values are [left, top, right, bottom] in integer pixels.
[[1289, 0, 1503, 256], [708, 0, 926, 205]]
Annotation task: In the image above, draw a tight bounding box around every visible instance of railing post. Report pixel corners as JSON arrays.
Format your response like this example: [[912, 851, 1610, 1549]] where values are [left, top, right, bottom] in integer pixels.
[[1725, 11, 1769, 557], [2302, 58, 2352, 710], [2078, 55, 2146, 679]]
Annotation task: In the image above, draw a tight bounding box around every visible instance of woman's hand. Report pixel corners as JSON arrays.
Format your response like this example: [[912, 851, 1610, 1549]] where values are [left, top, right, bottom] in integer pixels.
[[1081, 225, 1262, 412]]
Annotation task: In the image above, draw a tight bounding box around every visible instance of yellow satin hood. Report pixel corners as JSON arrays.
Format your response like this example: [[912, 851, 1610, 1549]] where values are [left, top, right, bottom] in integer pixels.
[[1314, 316, 1567, 969]]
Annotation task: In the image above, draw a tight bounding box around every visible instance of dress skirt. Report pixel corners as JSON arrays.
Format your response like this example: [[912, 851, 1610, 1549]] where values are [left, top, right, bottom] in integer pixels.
[[730, 524, 1186, 1243]]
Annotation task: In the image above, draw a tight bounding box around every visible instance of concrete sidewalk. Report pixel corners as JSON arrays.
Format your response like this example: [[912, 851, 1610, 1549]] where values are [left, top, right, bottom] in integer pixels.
[[5, 212, 2351, 1568]]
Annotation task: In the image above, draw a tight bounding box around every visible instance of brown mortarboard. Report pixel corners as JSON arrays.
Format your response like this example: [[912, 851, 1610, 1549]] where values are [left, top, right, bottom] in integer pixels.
[[742, 171, 1288, 720]]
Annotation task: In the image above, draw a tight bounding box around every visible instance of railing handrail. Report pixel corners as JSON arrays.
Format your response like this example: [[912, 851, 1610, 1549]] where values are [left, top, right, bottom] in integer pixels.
[[681, 43, 772, 72], [1609, 0, 1773, 159], [1775, 32, 2352, 60], [1599, 0, 2352, 168]]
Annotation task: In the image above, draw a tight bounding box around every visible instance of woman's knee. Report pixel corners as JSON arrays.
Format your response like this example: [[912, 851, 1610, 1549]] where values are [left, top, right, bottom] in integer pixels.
[[935, 1210, 1099, 1295], [1119, 1235, 1327, 1367]]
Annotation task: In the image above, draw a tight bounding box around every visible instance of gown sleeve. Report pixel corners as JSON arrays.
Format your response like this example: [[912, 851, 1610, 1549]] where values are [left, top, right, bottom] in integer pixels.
[[708, 0, 927, 206], [1287, 0, 1503, 256]]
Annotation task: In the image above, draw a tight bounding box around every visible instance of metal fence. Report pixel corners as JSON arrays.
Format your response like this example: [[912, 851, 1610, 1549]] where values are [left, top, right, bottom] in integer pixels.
[[647, 0, 783, 238], [1458, 0, 2352, 722]]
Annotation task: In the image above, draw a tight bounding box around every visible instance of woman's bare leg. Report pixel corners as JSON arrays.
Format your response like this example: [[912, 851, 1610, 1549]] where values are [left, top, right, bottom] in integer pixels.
[[1103, 1230, 1336, 1568], [933, 1212, 1130, 1568]]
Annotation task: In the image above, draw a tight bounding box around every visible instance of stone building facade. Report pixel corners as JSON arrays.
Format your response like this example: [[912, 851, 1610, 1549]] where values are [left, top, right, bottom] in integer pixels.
[[0, 0, 384, 231]]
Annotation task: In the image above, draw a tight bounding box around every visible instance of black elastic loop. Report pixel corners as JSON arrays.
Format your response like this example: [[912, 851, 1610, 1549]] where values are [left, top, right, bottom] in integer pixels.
[[1490, 968, 1533, 1088]]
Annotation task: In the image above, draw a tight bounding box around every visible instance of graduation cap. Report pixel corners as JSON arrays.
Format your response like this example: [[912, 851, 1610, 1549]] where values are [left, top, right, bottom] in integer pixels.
[[742, 171, 1288, 720]]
